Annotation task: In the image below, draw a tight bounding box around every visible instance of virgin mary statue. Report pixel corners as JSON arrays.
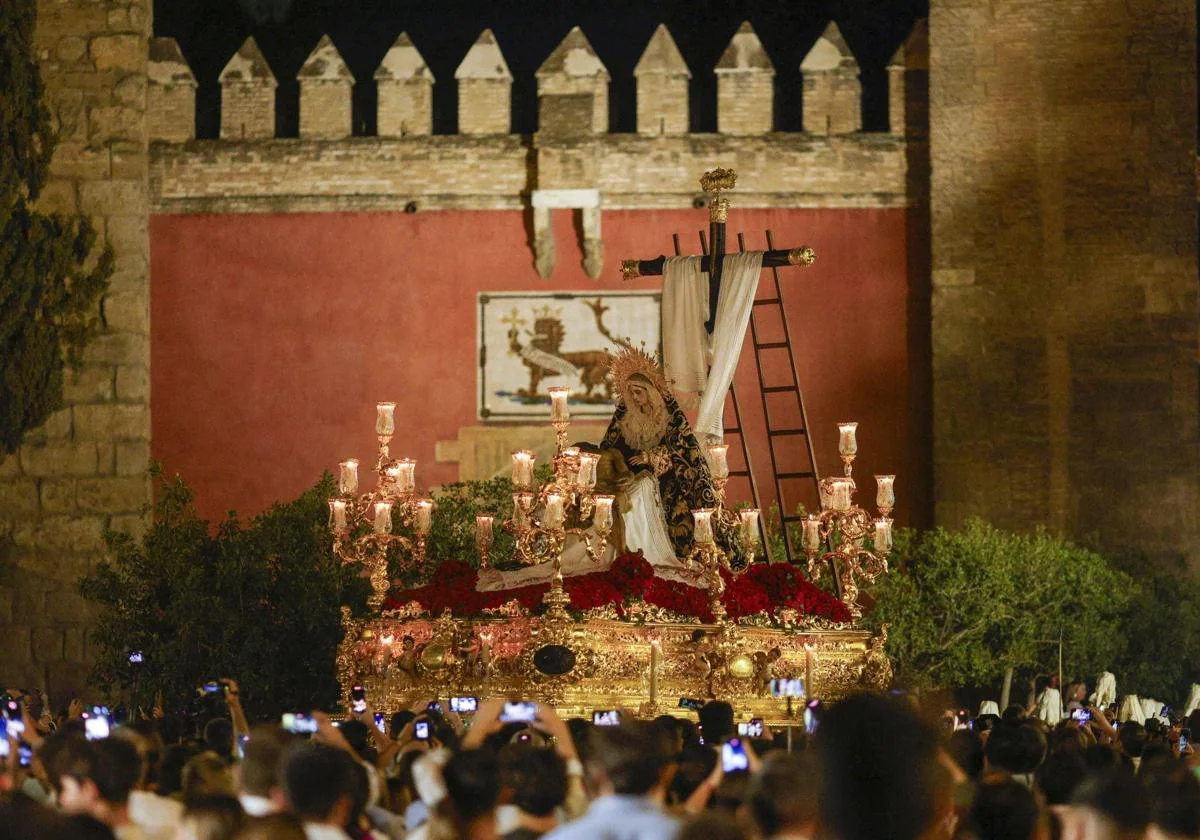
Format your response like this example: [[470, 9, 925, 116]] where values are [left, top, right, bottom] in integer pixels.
[[476, 347, 733, 592]]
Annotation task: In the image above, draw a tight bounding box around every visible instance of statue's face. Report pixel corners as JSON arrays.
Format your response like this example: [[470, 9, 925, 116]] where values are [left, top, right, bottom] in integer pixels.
[[628, 383, 650, 408]]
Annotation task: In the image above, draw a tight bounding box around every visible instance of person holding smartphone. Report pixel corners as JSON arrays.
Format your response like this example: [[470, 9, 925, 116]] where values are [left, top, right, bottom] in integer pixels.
[[681, 735, 761, 815]]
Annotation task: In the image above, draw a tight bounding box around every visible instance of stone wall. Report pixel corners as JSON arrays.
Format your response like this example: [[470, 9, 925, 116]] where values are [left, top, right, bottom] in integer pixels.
[[929, 0, 1200, 565], [0, 0, 152, 696]]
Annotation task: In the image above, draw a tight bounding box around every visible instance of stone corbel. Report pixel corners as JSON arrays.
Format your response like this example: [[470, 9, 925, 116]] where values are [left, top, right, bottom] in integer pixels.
[[530, 189, 603, 279]]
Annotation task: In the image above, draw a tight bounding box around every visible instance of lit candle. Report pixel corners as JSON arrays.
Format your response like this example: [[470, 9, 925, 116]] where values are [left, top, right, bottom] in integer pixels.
[[740, 508, 760, 546], [373, 501, 393, 534], [561, 447, 580, 486], [475, 514, 494, 551], [544, 493, 565, 528], [706, 444, 730, 480], [650, 639, 660, 703], [548, 386, 570, 423], [511, 450, 535, 489], [577, 452, 599, 489], [592, 494, 614, 531], [838, 422, 858, 458], [692, 508, 715, 545], [414, 499, 433, 535], [876, 475, 896, 511], [339, 459, 359, 495], [831, 478, 853, 512], [376, 402, 396, 437], [801, 514, 821, 551], [513, 492, 534, 528], [395, 458, 416, 493], [328, 499, 348, 534], [874, 517, 893, 552]]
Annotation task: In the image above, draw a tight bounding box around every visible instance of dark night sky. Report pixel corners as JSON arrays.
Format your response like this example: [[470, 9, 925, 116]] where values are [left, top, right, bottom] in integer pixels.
[[153, 0, 928, 138]]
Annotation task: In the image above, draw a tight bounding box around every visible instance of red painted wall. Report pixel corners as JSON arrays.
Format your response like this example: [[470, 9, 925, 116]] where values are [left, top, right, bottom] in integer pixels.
[[150, 207, 928, 529]]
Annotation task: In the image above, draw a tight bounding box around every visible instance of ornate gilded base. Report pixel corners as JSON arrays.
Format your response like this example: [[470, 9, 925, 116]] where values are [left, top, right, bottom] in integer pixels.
[[338, 607, 891, 725]]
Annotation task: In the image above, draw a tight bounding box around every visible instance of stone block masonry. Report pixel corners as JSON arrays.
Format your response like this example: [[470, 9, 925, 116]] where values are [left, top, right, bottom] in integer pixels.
[[929, 0, 1200, 566], [0, 0, 153, 699]]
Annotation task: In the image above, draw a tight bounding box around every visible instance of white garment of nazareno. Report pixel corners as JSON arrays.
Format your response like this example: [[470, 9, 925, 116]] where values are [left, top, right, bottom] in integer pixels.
[[662, 255, 709, 395], [1091, 671, 1117, 708], [1035, 687, 1063, 724], [694, 250, 765, 441], [1185, 683, 1200, 717], [1120, 694, 1146, 724]]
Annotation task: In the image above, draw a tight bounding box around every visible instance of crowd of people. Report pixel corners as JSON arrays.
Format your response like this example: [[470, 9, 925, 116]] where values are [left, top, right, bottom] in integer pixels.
[[2, 677, 1200, 840]]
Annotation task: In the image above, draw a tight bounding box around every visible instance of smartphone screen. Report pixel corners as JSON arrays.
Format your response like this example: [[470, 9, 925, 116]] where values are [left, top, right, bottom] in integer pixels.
[[592, 710, 621, 727], [128, 650, 143, 664], [1181, 735, 1190, 755], [18, 743, 32, 768], [351, 699, 367, 714], [747, 717, 764, 738], [721, 738, 749, 772], [374, 712, 386, 733], [678, 697, 704, 711], [202, 681, 221, 695], [500, 701, 537, 723], [414, 720, 431, 740], [450, 696, 478, 714], [85, 715, 110, 740], [236, 735, 249, 760], [281, 713, 318, 735], [769, 678, 805, 698]]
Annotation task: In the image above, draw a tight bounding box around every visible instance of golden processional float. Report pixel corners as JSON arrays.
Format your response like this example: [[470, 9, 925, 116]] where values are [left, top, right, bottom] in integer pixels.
[[333, 171, 894, 724]]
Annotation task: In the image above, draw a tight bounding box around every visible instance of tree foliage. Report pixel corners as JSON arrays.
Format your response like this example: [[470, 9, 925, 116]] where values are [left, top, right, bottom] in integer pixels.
[[1, 0, 112, 453], [79, 471, 369, 720], [864, 520, 1132, 693]]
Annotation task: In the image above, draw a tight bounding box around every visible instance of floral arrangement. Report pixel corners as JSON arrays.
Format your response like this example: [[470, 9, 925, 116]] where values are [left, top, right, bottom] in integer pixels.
[[382, 552, 851, 625]]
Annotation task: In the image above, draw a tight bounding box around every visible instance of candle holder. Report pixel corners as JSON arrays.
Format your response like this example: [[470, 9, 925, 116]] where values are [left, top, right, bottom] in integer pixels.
[[474, 390, 614, 622], [683, 507, 762, 625], [802, 423, 894, 620], [704, 442, 763, 567], [330, 402, 433, 611]]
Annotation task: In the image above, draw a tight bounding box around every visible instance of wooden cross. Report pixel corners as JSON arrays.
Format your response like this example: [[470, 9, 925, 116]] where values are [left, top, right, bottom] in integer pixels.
[[620, 168, 816, 333]]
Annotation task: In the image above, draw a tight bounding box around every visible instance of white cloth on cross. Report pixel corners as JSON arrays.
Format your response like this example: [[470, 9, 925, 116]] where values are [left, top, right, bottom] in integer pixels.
[[662, 255, 709, 397], [694, 250, 764, 441]]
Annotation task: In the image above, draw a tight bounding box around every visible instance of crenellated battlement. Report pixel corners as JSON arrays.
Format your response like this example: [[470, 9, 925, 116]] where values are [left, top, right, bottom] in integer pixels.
[[147, 21, 928, 277]]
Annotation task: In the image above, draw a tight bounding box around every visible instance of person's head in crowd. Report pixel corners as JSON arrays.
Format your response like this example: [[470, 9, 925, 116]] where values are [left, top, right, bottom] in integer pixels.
[[1119, 723, 1149, 761], [281, 742, 360, 831], [1082, 743, 1130, 774], [437, 748, 501, 836], [1138, 742, 1177, 776], [744, 752, 819, 840], [389, 710, 416, 740], [204, 719, 235, 764], [711, 770, 750, 815], [179, 794, 246, 840], [653, 715, 685, 755], [975, 714, 1001, 737], [1068, 682, 1087, 703], [55, 735, 145, 831], [676, 810, 748, 840], [182, 751, 236, 806], [588, 721, 677, 799], [817, 693, 954, 840], [985, 723, 1046, 777], [499, 742, 567, 831], [565, 718, 594, 766], [948, 729, 986, 781], [670, 742, 717, 805], [967, 777, 1043, 840], [1140, 761, 1200, 839], [238, 726, 294, 816], [231, 813, 307, 840], [1002, 705, 1028, 725], [160, 743, 199, 798], [117, 721, 165, 791], [336, 719, 377, 765], [699, 702, 735, 745], [1065, 766, 1150, 840], [1037, 749, 1088, 805], [1048, 725, 1085, 755]]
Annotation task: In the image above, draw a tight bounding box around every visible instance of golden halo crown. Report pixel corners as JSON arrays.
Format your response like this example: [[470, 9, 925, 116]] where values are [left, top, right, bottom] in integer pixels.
[[607, 345, 671, 401]]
